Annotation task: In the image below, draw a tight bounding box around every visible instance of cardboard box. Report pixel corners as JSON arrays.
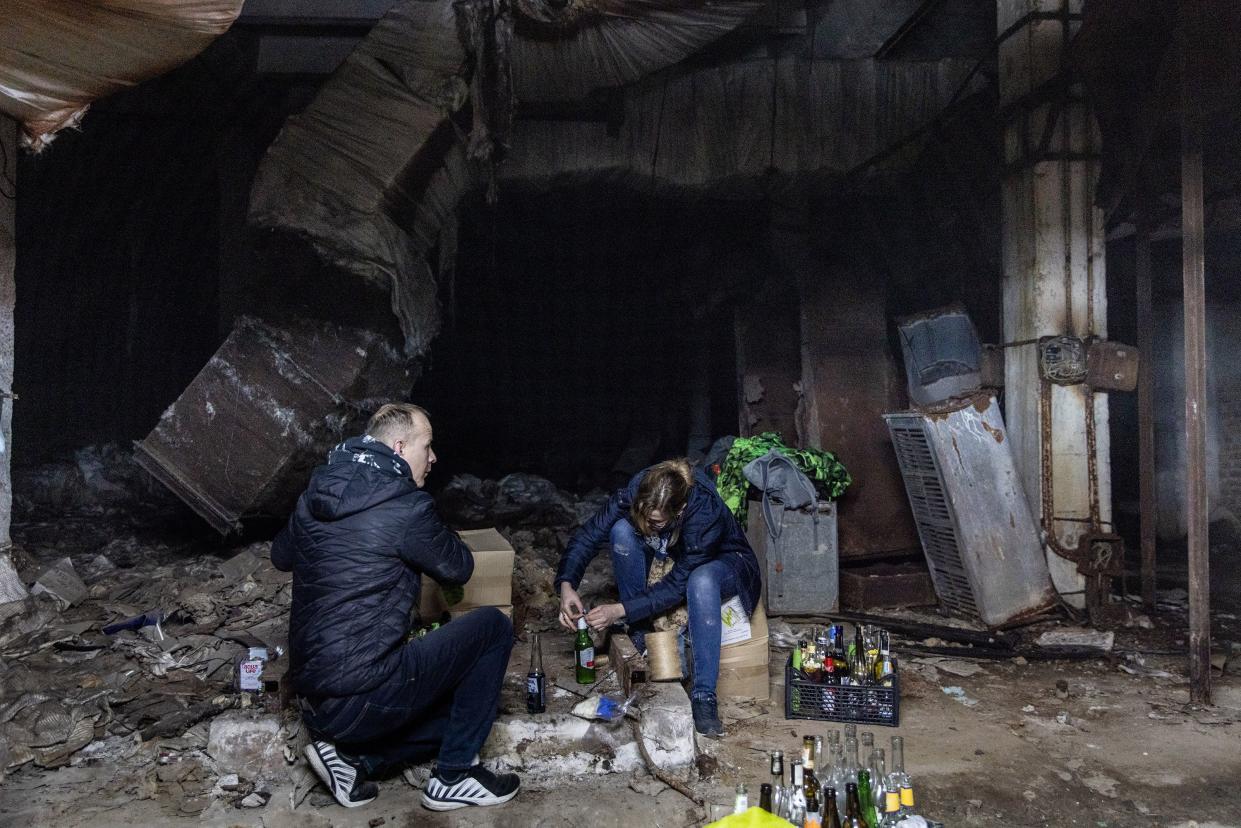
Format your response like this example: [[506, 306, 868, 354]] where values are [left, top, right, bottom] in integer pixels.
[[449, 605, 512, 621], [717, 635, 771, 700], [720, 596, 769, 646], [420, 527, 515, 617]]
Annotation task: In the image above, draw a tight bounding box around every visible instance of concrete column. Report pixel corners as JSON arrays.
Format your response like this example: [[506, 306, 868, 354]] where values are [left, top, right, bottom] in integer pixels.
[[0, 115, 25, 603], [999, 0, 1109, 606]]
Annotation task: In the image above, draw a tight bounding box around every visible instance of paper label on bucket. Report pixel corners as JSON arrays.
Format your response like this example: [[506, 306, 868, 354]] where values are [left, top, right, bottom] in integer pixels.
[[719, 596, 752, 646]]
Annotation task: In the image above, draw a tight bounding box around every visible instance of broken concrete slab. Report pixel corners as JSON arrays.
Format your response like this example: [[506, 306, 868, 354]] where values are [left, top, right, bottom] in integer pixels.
[[482, 713, 644, 780], [30, 557, 87, 608], [636, 681, 696, 771], [1035, 629, 1114, 652], [206, 711, 285, 778]]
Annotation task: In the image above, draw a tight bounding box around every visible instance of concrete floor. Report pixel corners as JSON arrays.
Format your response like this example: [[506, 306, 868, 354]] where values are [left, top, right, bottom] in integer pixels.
[[4, 619, 1240, 828]]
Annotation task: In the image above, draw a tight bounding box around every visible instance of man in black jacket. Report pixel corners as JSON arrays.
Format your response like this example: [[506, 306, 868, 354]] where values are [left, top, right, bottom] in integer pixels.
[[272, 403, 519, 810]]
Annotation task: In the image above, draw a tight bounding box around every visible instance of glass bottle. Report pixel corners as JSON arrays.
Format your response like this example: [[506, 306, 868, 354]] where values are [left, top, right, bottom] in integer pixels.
[[889, 736, 915, 815], [803, 734, 816, 766], [857, 769, 876, 828], [770, 749, 785, 789], [759, 783, 773, 813], [526, 632, 546, 713], [814, 734, 825, 772], [733, 783, 749, 814], [868, 747, 888, 823], [574, 617, 596, 683], [841, 736, 861, 789], [878, 788, 903, 827], [844, 782, 865, 828], [789, 761, 807, 825], [860, 731, 874, 762], [826, 740, 846, 822], [803, 739, 821, 806], [805, 790, 823, 828], [824, 787, 843, 828]]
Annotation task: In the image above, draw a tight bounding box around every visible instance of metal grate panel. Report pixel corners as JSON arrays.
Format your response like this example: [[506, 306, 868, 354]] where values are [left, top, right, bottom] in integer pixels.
[[885, 415, 980, 618]]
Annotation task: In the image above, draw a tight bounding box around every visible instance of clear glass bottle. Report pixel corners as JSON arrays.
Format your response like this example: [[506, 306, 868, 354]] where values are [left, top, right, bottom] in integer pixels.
[[889, 736, 915, 816], [770, 749, 785, 789], [868, 747, 888, 823], [878, 788, 903, 827], [789, 761, 807, 825], [860, 731, 874, 761], [842, 736, 861, 789], [733, 783, 749, 814], [826, 740, 846, 822]]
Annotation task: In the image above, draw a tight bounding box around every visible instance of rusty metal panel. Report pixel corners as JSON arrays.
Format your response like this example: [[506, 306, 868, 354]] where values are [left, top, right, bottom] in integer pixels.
[[885, 395, 1058, 628], [134, 316, 407, 534], [1086, 340, 1139, 392]]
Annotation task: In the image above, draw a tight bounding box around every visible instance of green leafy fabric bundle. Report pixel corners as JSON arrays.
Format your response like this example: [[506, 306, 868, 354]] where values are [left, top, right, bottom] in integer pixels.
[[715, 432, 851, 523]]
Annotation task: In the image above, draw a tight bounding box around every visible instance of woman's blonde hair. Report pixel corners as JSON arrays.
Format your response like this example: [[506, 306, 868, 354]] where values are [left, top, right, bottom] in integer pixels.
[[631, 459, 694, 543]]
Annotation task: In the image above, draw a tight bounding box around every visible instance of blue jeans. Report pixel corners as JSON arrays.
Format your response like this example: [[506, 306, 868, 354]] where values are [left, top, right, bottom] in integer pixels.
[[610, 521, 739, 701], [299, 606, 513, 777]]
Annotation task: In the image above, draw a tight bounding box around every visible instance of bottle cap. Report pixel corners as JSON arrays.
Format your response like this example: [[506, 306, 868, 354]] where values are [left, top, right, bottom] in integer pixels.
[[576, 616, 587, 630]]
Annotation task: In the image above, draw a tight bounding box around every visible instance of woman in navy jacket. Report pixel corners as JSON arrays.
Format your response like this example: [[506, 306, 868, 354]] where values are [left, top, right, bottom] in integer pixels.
[[554, 459, 761, 735]]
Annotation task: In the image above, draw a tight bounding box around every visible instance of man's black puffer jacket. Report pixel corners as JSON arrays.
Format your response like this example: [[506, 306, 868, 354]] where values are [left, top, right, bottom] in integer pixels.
[[272, 436, 473, 698]]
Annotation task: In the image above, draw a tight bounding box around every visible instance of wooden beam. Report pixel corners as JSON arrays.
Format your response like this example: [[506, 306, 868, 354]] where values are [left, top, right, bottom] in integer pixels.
[[609, 633, 648, 697], [1135, 223, 1157, 608], [1180, 1, 1211, 706]]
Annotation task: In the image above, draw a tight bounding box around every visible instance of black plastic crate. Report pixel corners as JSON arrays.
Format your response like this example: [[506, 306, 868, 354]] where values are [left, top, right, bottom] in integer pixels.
[[784, 656, 900, 726]]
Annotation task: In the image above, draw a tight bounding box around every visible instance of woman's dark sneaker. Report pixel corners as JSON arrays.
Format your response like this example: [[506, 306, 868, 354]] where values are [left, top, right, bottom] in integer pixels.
[[421, 763, 521, 811], [303, 740, 379, 808], [691, 695, 725, 737]]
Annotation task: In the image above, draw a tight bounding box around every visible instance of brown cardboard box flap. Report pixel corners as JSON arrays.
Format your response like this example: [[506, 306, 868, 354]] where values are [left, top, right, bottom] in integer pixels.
[[717, 636, 770, 700], [450, 605, 512, 620], [419, 527, 515, 616]]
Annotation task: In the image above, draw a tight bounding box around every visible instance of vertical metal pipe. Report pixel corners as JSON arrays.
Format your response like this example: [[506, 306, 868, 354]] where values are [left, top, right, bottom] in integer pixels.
[[1135, 225, 1157, 608], [1180, 1, 1211, 705]]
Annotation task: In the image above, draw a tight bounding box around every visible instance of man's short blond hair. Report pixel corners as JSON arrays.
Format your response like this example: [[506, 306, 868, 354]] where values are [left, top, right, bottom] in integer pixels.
[[365, 403, 430, 443]]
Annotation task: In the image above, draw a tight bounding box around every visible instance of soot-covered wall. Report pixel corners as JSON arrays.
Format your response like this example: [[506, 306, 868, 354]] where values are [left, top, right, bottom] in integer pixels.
[[417, 187, 756, 490], [13, 34, 319, 467]]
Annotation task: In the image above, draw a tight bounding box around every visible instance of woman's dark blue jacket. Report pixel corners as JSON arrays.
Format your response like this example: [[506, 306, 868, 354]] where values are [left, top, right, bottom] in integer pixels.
[[554, 466, 762, 622]]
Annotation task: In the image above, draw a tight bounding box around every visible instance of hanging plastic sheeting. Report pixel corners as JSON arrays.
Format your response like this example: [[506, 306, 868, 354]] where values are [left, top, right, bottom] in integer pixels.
[[0, 0, 243, 151], [248, 0, 764, 357]]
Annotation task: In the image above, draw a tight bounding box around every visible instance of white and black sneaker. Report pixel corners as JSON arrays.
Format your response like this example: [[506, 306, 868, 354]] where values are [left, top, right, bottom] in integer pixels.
[[303, 740, 379, 808], [421, 763, 520, 811]]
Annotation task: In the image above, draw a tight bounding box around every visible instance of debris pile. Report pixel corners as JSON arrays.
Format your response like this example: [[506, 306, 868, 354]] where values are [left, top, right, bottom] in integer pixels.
[[0, 531, 302, 816]]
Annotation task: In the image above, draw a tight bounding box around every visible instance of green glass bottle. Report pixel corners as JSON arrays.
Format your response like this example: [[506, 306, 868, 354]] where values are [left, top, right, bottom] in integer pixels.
[[857, 769, 876, 828], [575, 617, 596, 683]]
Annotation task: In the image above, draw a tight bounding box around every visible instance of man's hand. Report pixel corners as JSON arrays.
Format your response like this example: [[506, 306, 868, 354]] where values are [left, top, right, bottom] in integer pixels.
[[558, 582, 585, 631], [584, 602, 625, 633]]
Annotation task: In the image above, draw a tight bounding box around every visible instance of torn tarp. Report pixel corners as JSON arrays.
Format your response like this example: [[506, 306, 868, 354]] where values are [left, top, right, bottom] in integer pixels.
[[0, 0, 243, 151], [248, 0, 762, 356]]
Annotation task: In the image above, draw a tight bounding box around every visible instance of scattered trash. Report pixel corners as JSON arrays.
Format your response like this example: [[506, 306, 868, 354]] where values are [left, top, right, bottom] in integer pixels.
[[1035, 628, 1114, 652], [941, 686, 978, 707], [30, 558, 88, 609], [571, 691, 640, 723]]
